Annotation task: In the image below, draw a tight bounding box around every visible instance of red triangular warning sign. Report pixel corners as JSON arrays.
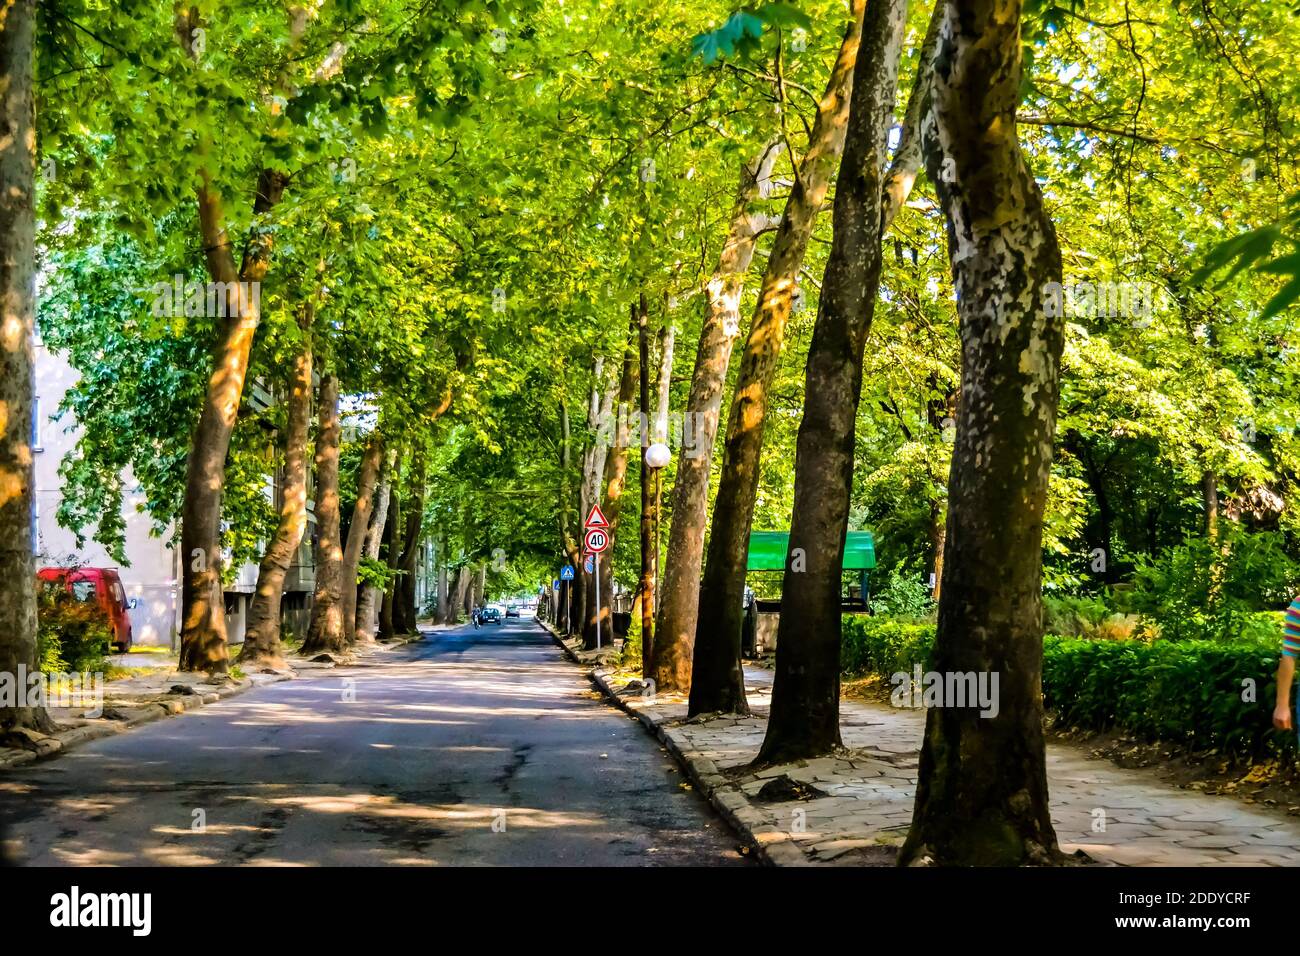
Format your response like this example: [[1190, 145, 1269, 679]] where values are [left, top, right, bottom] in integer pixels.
[[584, 504, 609, 529]]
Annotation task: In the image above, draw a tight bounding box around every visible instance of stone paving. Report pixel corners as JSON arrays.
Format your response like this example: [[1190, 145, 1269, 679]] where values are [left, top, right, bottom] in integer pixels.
[[594, 660, 1300, 867]]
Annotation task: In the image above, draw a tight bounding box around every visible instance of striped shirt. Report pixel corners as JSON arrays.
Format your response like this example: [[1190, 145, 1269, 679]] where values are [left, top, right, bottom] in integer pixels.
[[1284, 598, 1300, 659]]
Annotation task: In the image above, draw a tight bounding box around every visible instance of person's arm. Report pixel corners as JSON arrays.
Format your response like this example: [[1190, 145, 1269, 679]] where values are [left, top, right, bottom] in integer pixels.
[[1274, 599, 1300, 730], [1276, 655, 1295, 730]]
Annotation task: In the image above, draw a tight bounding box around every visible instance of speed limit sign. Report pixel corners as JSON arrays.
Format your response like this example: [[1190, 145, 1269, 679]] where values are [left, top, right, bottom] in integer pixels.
[[584, 527, 610, 554]]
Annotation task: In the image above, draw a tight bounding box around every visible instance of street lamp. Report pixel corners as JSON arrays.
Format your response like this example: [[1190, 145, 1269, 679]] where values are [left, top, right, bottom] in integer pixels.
[[645, 442, 671, 598]]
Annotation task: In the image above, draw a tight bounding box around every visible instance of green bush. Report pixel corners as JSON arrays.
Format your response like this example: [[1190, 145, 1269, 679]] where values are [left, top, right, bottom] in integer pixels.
[[839, 614, 1292, 760], [868, 568, 936, 619], [36, 582, 111, 674], [1122, 529, 1299, 642], [841, 615, 936, 677], [1041, 634, 1286, 759]]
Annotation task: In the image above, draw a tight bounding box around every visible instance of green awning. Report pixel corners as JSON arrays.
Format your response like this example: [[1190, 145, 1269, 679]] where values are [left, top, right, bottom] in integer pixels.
[[745, 531, 876, 572]]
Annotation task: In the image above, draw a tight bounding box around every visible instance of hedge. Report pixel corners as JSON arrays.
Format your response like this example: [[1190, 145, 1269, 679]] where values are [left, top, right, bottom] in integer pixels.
[[840, 615, 1290, 760]]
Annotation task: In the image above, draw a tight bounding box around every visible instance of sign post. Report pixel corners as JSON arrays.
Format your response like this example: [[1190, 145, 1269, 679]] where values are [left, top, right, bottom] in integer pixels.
[[559, 565, 575, 635], [583, 518, 611, 649]]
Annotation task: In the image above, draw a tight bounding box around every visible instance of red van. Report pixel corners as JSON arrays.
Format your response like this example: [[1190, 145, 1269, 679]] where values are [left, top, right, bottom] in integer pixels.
[[36, 567, 134, 652]]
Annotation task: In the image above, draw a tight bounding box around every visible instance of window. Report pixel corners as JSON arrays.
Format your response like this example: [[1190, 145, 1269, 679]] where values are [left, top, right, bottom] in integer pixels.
[[72, 581, 97, 603]]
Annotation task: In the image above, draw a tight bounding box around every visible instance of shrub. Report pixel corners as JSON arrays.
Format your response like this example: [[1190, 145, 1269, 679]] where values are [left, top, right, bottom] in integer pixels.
[[1043, 593, 1140, 641], [1122, 529, 1300, 642], [868, 568, 936, 620], [36, 581, 111, 674], [840, 614, 1292, 761], [841, 615, 936, 677], [1041, 634, 1286, 760]]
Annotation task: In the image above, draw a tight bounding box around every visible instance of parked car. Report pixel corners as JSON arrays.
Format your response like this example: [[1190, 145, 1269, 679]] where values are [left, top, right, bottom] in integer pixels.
[[506, 605, 520, 618], [36, 567, 135, 652], [480, 606, 502, 625]]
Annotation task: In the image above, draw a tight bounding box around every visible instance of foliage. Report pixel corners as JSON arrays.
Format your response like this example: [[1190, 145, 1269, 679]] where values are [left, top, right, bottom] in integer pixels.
[[1122, 529, 1299, 642], [1041, 634, 1290, 761], [840, 615, 936, 678], [1043, 593, 1139, 641], [868, 567, 935, 620], [357, 557, 398, 592], [843, 614, 1295, 761], [35, 582, 111, 675]]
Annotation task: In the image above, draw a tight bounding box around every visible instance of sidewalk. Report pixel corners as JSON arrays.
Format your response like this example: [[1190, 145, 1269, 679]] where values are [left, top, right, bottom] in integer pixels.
[[552, 627, 1300, 866], [0, 631, 427, 771]]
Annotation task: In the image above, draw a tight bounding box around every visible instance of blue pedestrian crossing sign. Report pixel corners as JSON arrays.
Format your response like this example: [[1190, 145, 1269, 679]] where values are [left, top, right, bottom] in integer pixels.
[[560, 565, 575, 581]]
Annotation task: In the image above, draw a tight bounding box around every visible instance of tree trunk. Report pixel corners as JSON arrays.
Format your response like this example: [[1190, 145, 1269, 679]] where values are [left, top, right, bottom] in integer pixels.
[[451, 566, 471, 621], [690, 0, 866, 717], [557, 398, 583, 636], [177, 163, 287, 673], [353, 453, 392, 643], [379, 485, 401, 639], [928, 498, 946, 600], [899, 0, 1065, 867], [239, 308, 313, 669], [651, 142, 784, 692], [301, 373, 346, 657], [435, 534, 450, 624], [340, 433, 384, 641], [757, 0, 910, 765], [0, 0, 53, 735], [576, 359, 616, 639], [396, 453, 425, 632], [584, 311, 638, 650]]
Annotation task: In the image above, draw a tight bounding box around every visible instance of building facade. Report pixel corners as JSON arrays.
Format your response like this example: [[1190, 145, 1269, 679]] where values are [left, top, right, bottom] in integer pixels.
[[33, 342, 315, 649]]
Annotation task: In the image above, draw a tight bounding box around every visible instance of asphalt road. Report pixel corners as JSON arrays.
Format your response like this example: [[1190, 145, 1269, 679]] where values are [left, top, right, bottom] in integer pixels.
[[0, 616, 749, 866]]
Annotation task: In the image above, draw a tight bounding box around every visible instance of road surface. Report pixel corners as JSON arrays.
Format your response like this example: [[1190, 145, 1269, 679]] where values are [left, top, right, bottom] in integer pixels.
[[0, 616, 749, 866]]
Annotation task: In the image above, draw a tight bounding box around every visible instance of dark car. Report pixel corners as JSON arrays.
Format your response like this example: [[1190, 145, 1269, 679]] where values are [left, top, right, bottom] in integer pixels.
[[481, 606, 502, 625], [506, 605, 520, 618]]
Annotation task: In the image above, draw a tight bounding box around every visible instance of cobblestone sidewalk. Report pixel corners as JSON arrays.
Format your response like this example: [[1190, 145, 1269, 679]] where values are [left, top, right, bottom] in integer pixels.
[[586, 656, 1300, 867]]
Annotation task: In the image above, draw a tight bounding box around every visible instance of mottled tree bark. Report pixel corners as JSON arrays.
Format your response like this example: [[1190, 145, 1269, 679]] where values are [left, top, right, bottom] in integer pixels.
[[301, 373, 346, 657], [0, 0, 52, 735], [900, 0, 1065, 867], [757, 0, 910, 765], [451, 565, 471, 621], [557, 398, 583, 636], [395, 450, 426, 633], [353, 453, 392, 643], [690, 0, 866, 717], [651, 144, 784, 691], [379, 485, 401, 639], [577, 360, 616, 638], [239, 309, 313, 669], [340, 432, 384, 642], [434, 533, 450, 625]]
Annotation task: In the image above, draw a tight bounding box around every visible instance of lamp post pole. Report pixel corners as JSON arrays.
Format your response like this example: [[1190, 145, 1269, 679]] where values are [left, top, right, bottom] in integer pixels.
[[643, 441, 671, 676]]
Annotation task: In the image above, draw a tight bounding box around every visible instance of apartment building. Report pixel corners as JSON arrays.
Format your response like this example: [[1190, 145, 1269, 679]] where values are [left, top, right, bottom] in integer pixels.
[[33, 341, 315, 649]]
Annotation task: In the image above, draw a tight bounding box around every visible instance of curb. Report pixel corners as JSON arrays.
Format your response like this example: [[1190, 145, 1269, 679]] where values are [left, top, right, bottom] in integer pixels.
[[538, 618, 807, 866]]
